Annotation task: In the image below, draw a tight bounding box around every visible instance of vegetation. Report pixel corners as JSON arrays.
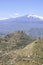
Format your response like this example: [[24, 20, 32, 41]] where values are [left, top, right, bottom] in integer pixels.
[[0, 31, 43, 65]]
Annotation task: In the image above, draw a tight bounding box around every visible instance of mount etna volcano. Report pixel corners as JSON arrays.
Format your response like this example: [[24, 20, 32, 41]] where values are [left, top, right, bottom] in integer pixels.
[[0, 15, 43, 37]]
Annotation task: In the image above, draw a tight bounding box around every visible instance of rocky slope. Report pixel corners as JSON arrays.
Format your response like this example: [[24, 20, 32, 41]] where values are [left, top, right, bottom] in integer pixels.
[[0, 31, 43, 65]]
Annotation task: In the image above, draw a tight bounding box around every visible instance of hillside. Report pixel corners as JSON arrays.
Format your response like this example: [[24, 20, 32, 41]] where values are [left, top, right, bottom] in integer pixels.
[[0, 31, 33, 51], [14, 38, 43, 65], [0, 31, 43, 65]]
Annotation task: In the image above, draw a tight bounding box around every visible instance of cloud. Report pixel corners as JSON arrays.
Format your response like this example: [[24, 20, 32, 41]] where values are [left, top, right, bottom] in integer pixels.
[[0, 17, 8, 20], [0, 13, 20, 20], [14, 13, 19, 16], [9, 13, 20, 18]]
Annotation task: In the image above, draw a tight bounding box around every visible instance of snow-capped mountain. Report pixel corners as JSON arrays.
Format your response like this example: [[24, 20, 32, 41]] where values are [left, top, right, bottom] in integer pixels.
[[0, 14, 43, 37]]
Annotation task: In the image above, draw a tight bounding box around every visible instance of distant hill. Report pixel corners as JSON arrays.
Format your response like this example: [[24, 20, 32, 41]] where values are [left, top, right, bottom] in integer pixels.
[[28, 28, 43, 38]]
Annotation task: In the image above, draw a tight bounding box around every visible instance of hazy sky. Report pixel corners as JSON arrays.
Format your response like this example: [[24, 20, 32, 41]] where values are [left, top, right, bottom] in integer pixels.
[[0, 0, 43, 19]]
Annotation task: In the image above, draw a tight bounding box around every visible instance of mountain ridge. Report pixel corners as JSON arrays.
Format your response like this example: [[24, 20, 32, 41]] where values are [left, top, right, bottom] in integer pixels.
[[0, 14, 43, 21], [0, 14, 43, 38]]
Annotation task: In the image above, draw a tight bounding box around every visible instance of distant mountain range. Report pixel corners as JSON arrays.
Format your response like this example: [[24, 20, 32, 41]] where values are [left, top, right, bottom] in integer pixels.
[[0, 14, 43, 37]]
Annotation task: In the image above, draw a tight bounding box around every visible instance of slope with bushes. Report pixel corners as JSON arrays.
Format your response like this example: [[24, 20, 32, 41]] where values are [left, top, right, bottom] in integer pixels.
[[0, 31, 43, 65]]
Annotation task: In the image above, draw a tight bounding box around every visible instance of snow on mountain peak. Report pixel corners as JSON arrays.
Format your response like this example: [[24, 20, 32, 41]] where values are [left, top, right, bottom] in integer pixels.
[[27, 14, 43, 20]]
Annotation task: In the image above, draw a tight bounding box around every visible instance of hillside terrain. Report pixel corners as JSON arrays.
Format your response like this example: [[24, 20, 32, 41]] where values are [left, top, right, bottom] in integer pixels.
[[0, 31, 43, 65]]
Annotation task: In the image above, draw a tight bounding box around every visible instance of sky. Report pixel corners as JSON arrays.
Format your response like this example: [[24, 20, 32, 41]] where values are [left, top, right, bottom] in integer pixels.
[[0, 0, 43, 20]]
